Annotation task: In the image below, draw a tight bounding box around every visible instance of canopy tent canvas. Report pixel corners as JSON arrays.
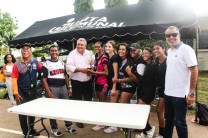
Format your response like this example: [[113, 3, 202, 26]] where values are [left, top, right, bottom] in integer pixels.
[[9, 0, 198, 50]]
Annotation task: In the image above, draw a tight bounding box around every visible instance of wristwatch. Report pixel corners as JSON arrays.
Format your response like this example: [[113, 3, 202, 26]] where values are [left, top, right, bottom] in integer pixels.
[[188, 92, 195, 97]]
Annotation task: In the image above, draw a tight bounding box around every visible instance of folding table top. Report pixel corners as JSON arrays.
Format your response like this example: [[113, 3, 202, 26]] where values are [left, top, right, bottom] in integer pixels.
[[8, 98, 150, 129]]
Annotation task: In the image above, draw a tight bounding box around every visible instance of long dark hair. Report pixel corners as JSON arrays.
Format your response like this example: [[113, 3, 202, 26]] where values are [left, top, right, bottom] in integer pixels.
[[117, 43, 131, 59], [4, 54, 16, 64]]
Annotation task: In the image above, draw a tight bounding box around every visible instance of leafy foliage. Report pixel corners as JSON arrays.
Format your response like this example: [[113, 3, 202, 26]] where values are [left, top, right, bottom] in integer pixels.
[[104, 0, 128, 8], [0, 10, 18, 54], [74, 0, 94, 14], [32, 45, 50, 58]]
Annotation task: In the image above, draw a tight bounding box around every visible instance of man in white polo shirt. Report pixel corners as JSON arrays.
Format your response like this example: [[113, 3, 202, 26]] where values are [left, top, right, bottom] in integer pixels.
[[164, 26, 198, 138], [66, 38, 95, 128]]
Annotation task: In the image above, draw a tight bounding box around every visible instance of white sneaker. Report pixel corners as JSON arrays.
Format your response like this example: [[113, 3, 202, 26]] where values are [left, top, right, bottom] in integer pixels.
[[135, 132, 146, 138], [146, 126, 155, 138], [51, 129, 62, 136], [104, 126, 118, 133], [92, 125, 104, 131], [154, 133, 163, 138]]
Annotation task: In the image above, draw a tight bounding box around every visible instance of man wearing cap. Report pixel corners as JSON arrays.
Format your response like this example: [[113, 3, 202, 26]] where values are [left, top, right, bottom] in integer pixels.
[[126, 43, 146, 98], [12, 43, 42, 137], [41, 44, 77, 136]]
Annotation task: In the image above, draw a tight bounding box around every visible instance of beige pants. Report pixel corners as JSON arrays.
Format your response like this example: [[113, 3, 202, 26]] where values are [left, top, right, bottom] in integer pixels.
[[5, 77, 16, 106]]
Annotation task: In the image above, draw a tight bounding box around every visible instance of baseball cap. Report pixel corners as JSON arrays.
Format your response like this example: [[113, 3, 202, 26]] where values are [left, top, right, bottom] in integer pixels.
[[21, 43, 31, 48], [130, 43, 140, 50]]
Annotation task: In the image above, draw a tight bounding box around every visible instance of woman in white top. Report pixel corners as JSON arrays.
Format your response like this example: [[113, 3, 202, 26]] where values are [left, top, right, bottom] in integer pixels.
[[3, 54, 16, 106]]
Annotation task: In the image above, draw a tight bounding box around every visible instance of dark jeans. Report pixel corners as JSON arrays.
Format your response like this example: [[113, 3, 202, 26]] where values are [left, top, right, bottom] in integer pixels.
[[45, 86, 72, 129], [164, 95, 188, 138], [71, 79, 93, 101], [18, 89, 37, 135]]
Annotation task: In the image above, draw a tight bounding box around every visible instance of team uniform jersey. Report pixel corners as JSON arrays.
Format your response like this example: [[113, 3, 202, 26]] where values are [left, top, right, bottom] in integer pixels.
[[118, 57, 135, 89], [107, 54, 121, 91], [137, 62, 157, 104], [155, 58, 167, 98], [94, 54, 109, 85], [41, 60, 67, 86]]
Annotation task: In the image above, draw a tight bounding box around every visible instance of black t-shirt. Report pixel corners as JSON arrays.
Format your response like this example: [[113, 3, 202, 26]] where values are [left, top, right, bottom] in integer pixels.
[[107, 54, 120, 81], [131, 55, 147, 78], [137, 61, 157, 95], [155, 57, 167, 92]]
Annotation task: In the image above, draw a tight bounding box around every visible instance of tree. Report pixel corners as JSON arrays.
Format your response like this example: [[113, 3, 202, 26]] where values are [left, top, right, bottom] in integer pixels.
[[0, 10, 18, 54], [104, 0, 128, 8], [73, 0, 94, 14]]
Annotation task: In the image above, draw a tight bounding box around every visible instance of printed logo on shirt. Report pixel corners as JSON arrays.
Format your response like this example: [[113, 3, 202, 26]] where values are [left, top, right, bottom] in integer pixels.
[[32, 63, 37, 69], [50, 69, 65, 76]]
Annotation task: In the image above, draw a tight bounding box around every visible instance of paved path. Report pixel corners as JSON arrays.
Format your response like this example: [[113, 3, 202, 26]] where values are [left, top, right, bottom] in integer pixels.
[[0, 99, 207, 138]]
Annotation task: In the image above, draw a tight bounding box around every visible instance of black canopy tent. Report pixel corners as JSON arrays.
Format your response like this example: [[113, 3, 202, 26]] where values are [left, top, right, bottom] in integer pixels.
[[9, 0, 198, 50], [9, 0, 201, 123]]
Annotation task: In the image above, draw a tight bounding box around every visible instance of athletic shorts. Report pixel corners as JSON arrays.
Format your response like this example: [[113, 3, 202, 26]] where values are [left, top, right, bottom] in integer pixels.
[[121, 86, 136, 94], [95, 84, 108, 92], [107, 82, 121, 91], [138, 91, 155, 104]]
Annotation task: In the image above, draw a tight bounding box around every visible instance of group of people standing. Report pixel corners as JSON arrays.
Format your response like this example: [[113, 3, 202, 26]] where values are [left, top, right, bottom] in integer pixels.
[[3, 25, 198, 138]]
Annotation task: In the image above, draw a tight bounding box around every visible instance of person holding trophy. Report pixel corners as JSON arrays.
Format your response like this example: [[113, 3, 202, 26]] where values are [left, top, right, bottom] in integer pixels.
[[66, 38, 95, 128]]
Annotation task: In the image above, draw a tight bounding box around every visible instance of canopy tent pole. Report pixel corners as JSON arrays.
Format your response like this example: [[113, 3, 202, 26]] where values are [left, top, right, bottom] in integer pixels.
[[195, 23, 199, 122], [72, 39, 75, 50]]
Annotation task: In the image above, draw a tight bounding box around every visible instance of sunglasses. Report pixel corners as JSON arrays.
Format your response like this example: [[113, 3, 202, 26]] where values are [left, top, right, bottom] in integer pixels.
[[165, 33, 178, 38]]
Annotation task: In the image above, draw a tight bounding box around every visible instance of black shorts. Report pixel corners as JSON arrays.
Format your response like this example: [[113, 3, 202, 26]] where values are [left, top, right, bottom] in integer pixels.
[[138, 91, 155, 104], [95, 84, 108, 92], [121, 87, 136, 94], [107, 82, 121, 91]]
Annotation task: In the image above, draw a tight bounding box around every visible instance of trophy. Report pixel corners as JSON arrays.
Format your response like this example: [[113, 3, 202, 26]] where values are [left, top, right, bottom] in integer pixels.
[[87, 50, 93, 69]]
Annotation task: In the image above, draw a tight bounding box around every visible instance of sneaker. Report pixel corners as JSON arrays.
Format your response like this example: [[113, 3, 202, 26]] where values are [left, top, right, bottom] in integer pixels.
[[92, 125, 104, 131], [135, 132, 147, 138], [154, 133, 163, 138], [76, 122, 84, 128], [51, 129, 62, 136], [66, 126, 77, 134], [104, 126, 118, 133], [146, 126, 155, 138]]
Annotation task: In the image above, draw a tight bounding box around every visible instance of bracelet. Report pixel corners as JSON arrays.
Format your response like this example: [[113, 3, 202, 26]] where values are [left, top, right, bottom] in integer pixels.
[[67, 87, 70, 90]]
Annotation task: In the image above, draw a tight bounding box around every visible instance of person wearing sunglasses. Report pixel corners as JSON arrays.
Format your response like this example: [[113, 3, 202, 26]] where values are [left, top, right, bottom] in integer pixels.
[[12, 43, 42, 137], [164, 26, 198, 138]]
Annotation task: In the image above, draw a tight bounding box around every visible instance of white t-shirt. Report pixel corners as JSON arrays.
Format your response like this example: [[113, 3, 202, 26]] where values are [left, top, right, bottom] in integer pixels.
[[165, 42, 197, 98]]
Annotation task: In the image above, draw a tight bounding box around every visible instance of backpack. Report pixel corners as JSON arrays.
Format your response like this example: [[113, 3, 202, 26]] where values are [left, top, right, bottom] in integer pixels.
[[196, 102, 208, 126]]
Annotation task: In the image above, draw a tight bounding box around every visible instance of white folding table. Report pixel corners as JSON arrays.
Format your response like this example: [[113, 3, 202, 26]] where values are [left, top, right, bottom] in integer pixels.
[[8, 98, 150, 138]]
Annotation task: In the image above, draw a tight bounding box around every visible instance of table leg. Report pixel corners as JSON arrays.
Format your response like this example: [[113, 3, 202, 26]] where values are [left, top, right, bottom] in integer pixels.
[[124, 128, 132, 138], [41, 118, 50, 138], [26, 116, 31, 138], [127, 128, 132, 138]]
